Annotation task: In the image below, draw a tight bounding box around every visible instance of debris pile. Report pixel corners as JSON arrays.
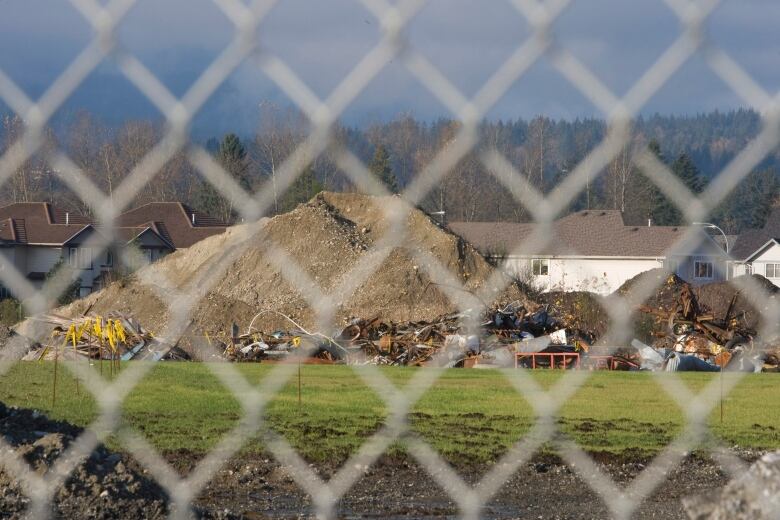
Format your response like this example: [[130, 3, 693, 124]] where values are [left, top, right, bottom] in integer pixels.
[[20, 313, 180, 362], [221, 301, 589, 367], [635, 275, 779, 372], [337, 313, 466, 366]]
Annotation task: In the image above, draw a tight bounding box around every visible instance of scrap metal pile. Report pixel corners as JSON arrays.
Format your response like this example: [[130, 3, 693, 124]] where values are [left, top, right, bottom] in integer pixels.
[[639, 283, 780, 372], [224, 301, 594, 367]]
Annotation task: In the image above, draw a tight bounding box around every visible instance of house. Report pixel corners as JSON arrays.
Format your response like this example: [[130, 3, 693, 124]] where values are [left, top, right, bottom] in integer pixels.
[[730, 207, 780, 284], [449, 210, 729, 295], [0, 202, 227, 299], [116, 202, 228, 249]]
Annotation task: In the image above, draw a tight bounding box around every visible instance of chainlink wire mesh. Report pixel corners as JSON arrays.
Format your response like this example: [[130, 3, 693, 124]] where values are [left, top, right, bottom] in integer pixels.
[[0, 0, 778, 518]]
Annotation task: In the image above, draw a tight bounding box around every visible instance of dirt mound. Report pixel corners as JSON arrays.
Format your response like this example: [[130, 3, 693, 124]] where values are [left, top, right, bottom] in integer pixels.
[[615, 268, 689, 311], [53, 193, 526, 341], [696, 275, 779, 331], [0, 403, 169, 519], [616, 270, 779, 333]]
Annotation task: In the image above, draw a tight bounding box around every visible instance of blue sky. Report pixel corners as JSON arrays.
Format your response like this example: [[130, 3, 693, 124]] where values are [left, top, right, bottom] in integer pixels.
[[0, 0, 778, 136]]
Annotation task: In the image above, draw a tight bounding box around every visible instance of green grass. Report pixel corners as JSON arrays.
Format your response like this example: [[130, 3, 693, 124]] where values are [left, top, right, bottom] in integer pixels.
[[0, 362, 778, 465]]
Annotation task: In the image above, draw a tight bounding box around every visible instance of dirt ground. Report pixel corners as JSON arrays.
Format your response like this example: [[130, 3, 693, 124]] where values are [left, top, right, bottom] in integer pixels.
[[191, 452, 733, 520], [0, 402, 757, 520]]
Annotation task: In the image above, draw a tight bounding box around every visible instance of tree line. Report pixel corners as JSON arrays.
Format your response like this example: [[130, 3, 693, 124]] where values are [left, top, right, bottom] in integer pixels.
[[1, 107, 777, 234]]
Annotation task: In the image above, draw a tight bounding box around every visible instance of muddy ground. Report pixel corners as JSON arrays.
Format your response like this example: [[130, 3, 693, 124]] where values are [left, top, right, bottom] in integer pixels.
[[1, 403, 756, 519], [190, 452, 736, 519]]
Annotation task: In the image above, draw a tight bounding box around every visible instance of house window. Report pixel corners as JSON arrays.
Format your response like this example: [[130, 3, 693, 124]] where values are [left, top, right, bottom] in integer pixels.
[[68, 247, 78, 268], [745, 264, 753, 275], [68, 247, 92, 269], [144, 249, 153, 263], [531, 258, 549, 276], [694, 260, 714, 279], [105, 250, 113, 267], [79, 248, 92, 269], [766, 263, 780, 278]]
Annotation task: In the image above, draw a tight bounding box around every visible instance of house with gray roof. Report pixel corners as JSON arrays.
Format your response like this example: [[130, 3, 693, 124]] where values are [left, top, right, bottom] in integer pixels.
[[449, 210, 728, 294], [730, 207, 780, 284]]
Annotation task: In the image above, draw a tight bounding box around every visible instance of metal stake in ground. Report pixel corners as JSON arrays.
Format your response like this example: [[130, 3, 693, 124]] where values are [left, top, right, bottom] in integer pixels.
[[52, 340, 60, 407]]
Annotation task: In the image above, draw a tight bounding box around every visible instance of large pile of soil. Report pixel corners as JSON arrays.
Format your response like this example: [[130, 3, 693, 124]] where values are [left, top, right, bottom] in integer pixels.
[[51, 193, 526, 340]]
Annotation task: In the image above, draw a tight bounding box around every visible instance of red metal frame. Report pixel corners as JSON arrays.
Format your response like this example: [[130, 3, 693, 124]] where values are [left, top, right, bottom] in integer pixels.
[[515, 352, 581, 369]]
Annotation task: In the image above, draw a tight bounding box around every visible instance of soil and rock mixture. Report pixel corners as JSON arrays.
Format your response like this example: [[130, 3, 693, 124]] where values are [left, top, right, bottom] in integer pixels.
[[1, 403, 763, 519], [0, 402, 169, 519], [30, 193, 526, 346]]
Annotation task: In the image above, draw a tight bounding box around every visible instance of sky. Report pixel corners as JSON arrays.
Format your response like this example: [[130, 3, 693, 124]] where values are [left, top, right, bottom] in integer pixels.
[[0, 0, 778, 137]]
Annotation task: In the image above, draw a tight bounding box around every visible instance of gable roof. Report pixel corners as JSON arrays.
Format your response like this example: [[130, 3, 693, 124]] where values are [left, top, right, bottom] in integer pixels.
[[0, 202, 181, 251], [0, 202, 92, 245], [743, 238, 780, 262], [731, 207, 780, 261], [116, 202, 227, 248], [115, 224, 175, 249], [449, 210, 719, 258]]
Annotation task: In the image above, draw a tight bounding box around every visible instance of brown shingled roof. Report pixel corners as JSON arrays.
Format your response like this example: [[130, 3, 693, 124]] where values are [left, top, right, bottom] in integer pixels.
[[449, 210, 702, 258], [116, 202, 227, 248], [731, 207, 780, 261], [0, 203, 92, 244], [0, 202, 187, 249]]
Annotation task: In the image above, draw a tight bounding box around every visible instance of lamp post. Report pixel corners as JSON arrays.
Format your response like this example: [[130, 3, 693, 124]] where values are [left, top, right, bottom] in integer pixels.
[[692, 222, 729, 281], [692, 222, 728, 253]]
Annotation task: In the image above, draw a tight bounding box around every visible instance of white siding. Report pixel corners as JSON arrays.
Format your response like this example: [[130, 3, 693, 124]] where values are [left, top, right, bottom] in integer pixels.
[[503, 251, 728, 295], [504, 257, 663, 294], [749, 243, 780, 286]]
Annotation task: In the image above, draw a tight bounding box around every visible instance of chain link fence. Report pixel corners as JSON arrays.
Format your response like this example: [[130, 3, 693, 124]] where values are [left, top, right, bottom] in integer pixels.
[[0, 0, 778, 518]]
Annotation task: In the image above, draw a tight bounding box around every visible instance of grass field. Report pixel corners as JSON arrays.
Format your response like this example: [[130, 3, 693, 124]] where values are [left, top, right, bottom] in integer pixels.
[[0, 362, 778, 465]]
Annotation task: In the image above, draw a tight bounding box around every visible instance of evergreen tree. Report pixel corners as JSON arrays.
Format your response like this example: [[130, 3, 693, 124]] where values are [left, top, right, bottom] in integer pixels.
[[625, 139, 666, 226], [280, 164, 323, 212], [653, 151, 705, 225], [672, 152, 705, 193], [369, 145, 398, 193], [713, 168, 779, 233], [194, 133, 250, 223]]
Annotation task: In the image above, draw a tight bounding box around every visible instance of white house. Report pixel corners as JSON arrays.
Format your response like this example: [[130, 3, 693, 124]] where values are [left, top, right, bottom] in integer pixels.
[[730, 207, 780, 284], [0, 202, 228, 298], [449, 210, 729, 295]]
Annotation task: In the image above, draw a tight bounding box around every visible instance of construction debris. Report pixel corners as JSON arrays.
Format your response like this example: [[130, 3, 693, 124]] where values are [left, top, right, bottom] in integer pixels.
[[220, 302, 593, 367], [636, 276, 779, 372], [20, 313, 181, 362]]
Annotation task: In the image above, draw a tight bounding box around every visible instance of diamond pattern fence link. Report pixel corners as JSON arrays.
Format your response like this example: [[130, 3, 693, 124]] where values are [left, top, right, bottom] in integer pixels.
[[0, 0, 778, 518]]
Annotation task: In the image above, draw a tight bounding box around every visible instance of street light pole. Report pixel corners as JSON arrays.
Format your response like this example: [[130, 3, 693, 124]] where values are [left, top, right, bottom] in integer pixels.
[[692, 222, 728, 253], [692, 222, 730, 280]]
